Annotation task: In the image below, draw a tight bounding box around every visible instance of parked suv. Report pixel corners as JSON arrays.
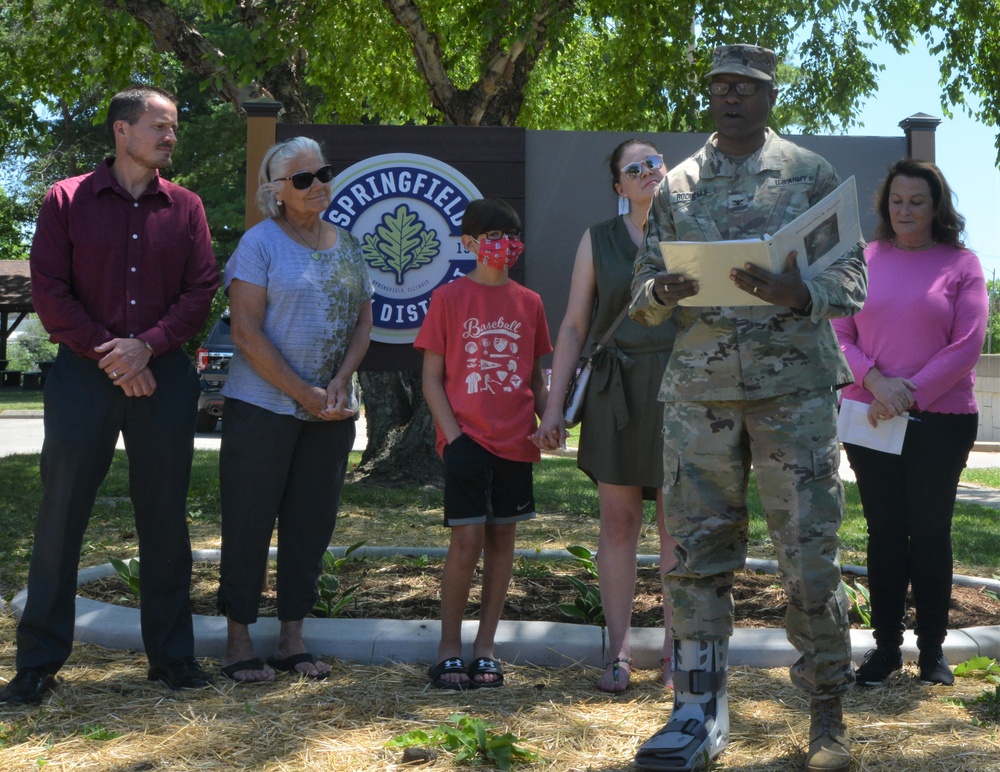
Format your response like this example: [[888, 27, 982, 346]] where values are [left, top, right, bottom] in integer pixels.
[[195, 312, 234, 432]]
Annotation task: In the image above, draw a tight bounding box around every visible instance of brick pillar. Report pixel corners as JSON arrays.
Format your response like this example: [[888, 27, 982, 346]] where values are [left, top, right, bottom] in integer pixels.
[[899, 112, 942, 163]]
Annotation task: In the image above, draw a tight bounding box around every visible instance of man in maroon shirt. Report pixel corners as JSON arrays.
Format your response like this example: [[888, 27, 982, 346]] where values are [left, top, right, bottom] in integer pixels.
[[1, 86, 220, 705]]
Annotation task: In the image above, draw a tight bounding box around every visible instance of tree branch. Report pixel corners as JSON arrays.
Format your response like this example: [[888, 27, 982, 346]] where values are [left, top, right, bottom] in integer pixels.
[[105, 0, 312, 121], [472, 0, 577, 125], [382, 0, 459, 122], [384, 0, 576, 125]]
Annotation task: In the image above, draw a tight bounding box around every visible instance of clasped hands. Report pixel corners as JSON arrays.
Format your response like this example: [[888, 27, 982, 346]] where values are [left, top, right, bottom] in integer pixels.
[[863, 368, 917, 427], [652, 251, 810, 310], [530, 411, 567, 451], [96, 338, 155, 397], [301, 377, 357, 421]]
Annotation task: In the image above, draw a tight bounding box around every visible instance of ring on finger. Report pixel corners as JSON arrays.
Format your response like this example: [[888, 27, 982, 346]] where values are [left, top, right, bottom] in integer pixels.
[[112, 369, 118, 377]]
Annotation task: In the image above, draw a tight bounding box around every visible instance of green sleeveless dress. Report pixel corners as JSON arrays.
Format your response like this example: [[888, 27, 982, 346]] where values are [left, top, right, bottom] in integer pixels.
[[577, 216, 677, 498]]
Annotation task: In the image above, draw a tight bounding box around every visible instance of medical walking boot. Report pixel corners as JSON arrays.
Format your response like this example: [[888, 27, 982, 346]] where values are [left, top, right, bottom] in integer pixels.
[[634, 638, 729, 771], [805, 696, 850, 771]]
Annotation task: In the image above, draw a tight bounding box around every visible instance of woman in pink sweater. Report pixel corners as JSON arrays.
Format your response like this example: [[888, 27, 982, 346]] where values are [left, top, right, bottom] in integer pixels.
[[833, 159, 987, 687]]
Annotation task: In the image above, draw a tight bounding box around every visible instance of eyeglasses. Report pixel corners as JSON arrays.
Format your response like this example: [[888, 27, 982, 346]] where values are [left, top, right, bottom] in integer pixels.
[[709, 81, 762, 97], [478, 229, 522, 241], [272, 165, 335, 190], [620, 155, 664, 179]]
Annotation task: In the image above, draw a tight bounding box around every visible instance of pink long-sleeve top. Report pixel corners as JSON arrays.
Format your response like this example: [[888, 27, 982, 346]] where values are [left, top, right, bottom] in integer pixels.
[[832, 239, 987, 414]]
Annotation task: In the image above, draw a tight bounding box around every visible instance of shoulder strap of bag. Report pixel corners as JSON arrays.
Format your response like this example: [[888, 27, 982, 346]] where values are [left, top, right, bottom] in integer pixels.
[[592, 287, 641, 352]]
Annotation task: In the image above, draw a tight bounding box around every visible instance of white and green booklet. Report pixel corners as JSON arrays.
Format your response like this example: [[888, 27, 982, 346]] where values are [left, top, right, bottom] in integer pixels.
[[659, 176, 861, 307]]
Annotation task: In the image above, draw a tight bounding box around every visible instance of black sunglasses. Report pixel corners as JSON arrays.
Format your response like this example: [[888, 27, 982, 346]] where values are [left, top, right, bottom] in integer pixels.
[[272, 165, 335, 190], [709, 81, 762, 97]]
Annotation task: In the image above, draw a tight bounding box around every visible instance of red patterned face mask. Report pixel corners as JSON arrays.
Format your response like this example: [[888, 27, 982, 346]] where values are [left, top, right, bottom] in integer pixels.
[[475, 235, 525, 270]]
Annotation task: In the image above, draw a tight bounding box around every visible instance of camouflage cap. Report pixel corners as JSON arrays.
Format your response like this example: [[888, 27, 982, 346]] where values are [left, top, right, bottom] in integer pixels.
[[706, 44, 777, 82]]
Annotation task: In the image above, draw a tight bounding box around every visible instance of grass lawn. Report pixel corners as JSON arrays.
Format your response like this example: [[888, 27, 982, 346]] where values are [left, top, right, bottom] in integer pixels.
[[2, 449, 999, 599], [0, 390, 44, 411]]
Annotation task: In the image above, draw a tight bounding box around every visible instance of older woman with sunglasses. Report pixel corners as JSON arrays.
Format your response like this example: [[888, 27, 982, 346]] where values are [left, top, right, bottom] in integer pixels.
[[535, 139, 678, 692], [216, 137, 373, 682]]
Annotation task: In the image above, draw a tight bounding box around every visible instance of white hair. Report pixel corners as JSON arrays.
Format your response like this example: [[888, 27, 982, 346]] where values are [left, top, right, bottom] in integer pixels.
[[255, 137, 327, 219]]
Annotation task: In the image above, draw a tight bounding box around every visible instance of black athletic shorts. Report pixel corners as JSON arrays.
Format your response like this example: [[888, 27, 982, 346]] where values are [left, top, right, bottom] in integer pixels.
[[442, 433, 536, 527]]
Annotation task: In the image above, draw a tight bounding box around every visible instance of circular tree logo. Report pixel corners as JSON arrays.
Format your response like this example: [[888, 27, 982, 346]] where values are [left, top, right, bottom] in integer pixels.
[[325, 153, 481, 343]]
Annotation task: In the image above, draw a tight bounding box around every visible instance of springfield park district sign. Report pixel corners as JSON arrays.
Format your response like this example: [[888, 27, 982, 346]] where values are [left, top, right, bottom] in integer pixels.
[[324, 153, 483, 344]]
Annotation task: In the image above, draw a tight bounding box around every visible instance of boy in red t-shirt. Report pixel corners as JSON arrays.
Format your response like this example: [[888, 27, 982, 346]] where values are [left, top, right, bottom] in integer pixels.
[[414, 198, 552, 689]]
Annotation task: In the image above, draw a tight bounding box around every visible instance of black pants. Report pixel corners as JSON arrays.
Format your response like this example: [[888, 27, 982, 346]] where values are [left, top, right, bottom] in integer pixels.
[[217, 398, 354, 623], [844, 410, 978, 650], [17, 346, 199, 672]]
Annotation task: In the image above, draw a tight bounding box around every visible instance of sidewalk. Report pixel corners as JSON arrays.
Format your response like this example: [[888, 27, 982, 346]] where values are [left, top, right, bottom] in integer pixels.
[[0, 409, 369, 454], [10, 548, 1000, 670]]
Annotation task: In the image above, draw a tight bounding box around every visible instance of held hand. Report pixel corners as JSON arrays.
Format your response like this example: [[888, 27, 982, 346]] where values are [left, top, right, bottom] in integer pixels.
[[531, 409, 568, 450], [867, 399, 895, 428], [652, 271, 698, 307], [96, 338, 152, 384], [300, 386, 334, 420], [116, 368, 157, 397], [730, 253, 810, 309], [318, 379, 357, 421], [863, 369, 917, 416]]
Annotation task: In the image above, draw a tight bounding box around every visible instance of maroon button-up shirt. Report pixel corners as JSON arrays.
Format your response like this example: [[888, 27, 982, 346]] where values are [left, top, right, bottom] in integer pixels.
[[30, 158, 219, 360]]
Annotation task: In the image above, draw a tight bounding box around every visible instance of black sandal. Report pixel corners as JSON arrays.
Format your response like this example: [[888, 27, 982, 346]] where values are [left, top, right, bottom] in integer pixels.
[[266, 652, 329, 680], [467, 657, 504, 688], [428, 657, 469, 690]]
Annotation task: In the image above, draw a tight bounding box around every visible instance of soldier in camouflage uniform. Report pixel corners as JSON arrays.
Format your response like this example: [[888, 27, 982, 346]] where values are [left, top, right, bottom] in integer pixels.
[[629, 44, 866, 772]]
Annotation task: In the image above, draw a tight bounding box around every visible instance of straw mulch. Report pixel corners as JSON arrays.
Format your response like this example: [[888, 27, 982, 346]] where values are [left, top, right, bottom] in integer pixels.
[[1, 614, 998, 771]]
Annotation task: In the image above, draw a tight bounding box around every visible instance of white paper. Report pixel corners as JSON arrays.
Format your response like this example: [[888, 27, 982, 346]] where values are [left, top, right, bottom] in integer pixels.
[[660, 176, 862, 307], [837, 398, 909, 455]]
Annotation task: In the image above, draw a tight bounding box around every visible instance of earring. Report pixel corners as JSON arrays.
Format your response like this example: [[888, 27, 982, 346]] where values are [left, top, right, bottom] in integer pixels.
[[618, 195, 630, 216]]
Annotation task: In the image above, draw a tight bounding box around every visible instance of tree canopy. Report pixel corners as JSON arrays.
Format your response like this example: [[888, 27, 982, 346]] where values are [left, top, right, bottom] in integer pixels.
[[0, 0, 996, 144], [3, 0, 997, 233], [0, 185, 30, 259]]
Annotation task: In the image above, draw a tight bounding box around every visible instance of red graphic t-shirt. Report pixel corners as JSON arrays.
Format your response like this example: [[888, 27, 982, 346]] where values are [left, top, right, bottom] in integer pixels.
[[414, 276, 552, 462]]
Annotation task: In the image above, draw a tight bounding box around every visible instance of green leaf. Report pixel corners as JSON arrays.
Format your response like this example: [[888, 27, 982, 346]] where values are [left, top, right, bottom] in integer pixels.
[[955, 656, 1000, 677], [558, 602, 585, 619], [362, 205, 440, 286], [489, 742, 513, 771], [385, 729, 432, 747]]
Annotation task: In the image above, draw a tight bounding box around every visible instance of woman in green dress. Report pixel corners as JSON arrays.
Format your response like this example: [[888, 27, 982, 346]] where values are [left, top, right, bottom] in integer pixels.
[[534, 139, 678, 692]]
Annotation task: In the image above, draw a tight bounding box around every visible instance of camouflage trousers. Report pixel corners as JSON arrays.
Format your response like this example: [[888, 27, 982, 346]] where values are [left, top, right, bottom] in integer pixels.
[[660, 388, 854, 696]]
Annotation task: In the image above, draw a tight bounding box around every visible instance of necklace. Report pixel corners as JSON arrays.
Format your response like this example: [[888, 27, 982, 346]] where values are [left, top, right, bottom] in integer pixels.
[[892, 237, 936, 252], [284, 216, 324, 260]]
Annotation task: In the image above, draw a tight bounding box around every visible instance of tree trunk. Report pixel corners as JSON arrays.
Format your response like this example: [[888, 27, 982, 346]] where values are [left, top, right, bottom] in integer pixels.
[[353, 371, 443, 488]]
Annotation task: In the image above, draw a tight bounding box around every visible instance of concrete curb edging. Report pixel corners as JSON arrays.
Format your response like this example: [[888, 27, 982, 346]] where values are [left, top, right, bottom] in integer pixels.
[[8, 548, 1000, 670]]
